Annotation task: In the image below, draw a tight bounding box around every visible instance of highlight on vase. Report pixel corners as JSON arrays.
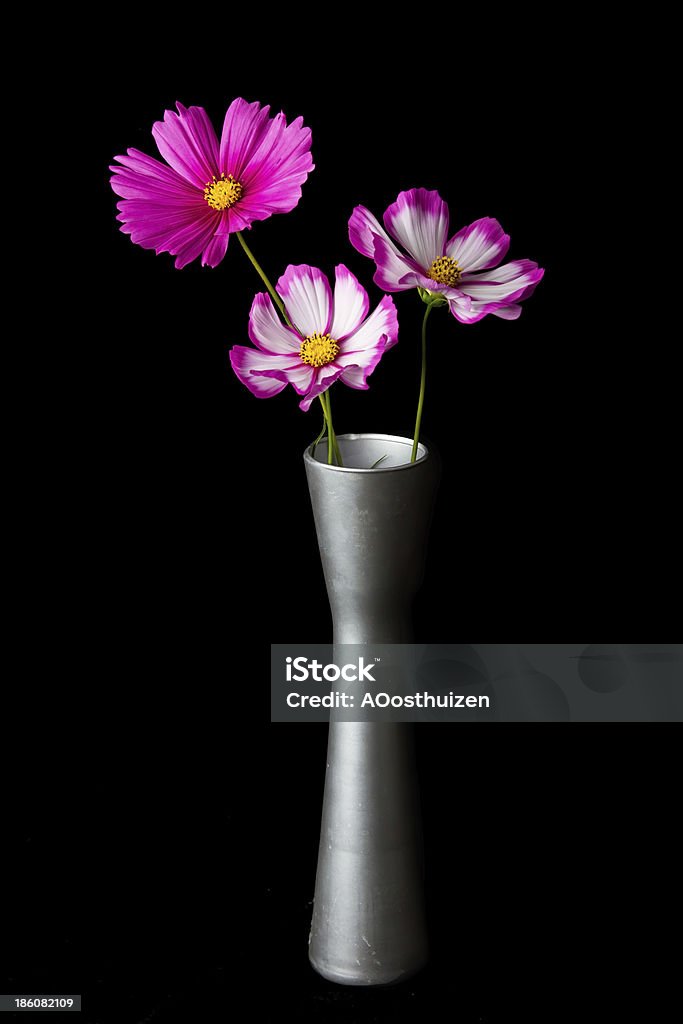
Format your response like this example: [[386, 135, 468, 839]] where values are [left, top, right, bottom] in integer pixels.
[[349, 187, 544, 323], [110, 99, 314, 269]]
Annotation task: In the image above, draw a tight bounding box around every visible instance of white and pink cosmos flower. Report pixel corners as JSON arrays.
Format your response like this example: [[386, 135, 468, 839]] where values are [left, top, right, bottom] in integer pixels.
[[229, 265, 398, 411], [349, 188, 544, 323]]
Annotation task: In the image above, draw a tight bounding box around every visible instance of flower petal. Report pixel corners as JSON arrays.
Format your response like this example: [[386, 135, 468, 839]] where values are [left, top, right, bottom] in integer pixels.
[[111, 146, 216, 272], [169, 215, 220, 270], [220, 101, 313, 225], [115, 198, 218, 269], [331, 295, 398, 390], [448, 299, 523, 324], [348, 204, 400, 260], [371, 237, 424, 292], [330, 265, 369, 341], [248, 292, 301, 354], [337, 340, 389, 391], [339, 295, 399, 354], [264, 363, 316, 395], [220, 98, 273, 179], [110, 148, 198, 201], [460, 259, 540, 284], [201, 211, 230, 268], [491, 304, 523, 320], [299, 366, 346, 412], [277, 265, 332, 337], [458, 261, 544, 303], [240, 113, 313, 207], [383, 188, 449, 269], [229, 346, 307, 399], [152, 103, 219, 188], [446, 217, 510, 273]]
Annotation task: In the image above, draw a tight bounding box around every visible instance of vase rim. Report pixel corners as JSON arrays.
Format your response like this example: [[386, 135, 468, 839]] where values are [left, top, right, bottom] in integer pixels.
[[304, 433, 430, 474]]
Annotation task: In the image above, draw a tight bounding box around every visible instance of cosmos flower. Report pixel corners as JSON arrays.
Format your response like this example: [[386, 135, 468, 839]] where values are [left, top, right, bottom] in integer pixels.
[[349, 188, 544, 323], [230, 264, 398, 411], [110, 99, 313, 269]]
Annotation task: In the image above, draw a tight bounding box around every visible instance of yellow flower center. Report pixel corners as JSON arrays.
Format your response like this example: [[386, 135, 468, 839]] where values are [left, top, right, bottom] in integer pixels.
[[427, 255, 461, 287], [204, 173, 243, 211], [299, 332, 340, 368]]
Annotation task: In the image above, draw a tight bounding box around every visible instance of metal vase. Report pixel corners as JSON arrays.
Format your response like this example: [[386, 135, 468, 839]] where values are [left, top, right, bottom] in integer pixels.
[[304, 433, 438, 986]]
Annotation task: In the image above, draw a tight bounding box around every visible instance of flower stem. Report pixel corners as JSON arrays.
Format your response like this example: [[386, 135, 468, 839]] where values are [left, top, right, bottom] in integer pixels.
[[312, 413, 327, 458], [319, 391, 344, 467], [236, 231, 293, 327], [327, 390, 344, 467], [319, 395, 333, 465], [411, 302, 434, 462]]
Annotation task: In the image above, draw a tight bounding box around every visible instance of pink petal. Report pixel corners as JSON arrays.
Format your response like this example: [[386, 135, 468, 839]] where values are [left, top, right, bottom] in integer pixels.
[[491, 304, 523, 320], [168, 215, 220, 270], [241, 113, 313, 201], [448, 299, 523, 324], [348, 204, 400, 260], [340, 295, 399, 354], [248, 293, 301, 354], [383, 188, 449, 269], [110, 148, 199, 201], [299, 367, 346, 412], [225, 204, 256, 232], [152, 103, 220, 188], [229, 346, 307, 399], [219, 101, 313, 225], [458, 261, 544, 303], [446, 217, 510, 273], [442, 288, 473, 312], [115, 201, 203, 243], [330, 265, 369, 341], [337, 341, 389, 390], [261, 362, 315, 395], [277, 265, 332, 337], [220, 98, 273, 179], [201, 211, 230, 268], [372, 237, 424, 292], [460, 258, 540, 284], [115, 198, 218, 269]]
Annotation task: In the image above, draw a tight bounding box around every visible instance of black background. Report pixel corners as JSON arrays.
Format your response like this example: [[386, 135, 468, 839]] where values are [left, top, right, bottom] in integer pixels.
[[3, 25, 679, 1024]]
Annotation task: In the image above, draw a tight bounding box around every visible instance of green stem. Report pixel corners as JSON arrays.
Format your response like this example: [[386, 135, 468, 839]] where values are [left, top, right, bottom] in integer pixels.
[[319, 391, 344, 467], [236, 231, 293, 327], [319, 395, 332, 465], [311, 413, 327, 458], [411, 303, 433, 462], [326, 390, 344, 467], [319, 395, 333, 465]]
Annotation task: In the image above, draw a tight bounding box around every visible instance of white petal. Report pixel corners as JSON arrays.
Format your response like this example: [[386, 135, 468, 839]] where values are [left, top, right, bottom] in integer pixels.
[[248, 292, 301, 354], [277, 264, 332, 337], [383, 188, 449, 269], [330, 265, 369, 340]]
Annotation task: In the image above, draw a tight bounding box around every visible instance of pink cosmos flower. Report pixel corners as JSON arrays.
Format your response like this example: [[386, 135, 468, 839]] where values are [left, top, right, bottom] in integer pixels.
[[230, 265, 398, 411], [349, 188, 544, 323], [110, 99, 313, 269]]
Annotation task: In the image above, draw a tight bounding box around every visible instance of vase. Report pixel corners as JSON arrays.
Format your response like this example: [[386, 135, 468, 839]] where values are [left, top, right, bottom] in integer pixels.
[[304, 433, 438, 986]]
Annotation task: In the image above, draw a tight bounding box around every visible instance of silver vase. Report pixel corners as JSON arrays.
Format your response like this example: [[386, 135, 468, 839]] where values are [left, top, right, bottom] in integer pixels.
[[304, 433, 438, 986]]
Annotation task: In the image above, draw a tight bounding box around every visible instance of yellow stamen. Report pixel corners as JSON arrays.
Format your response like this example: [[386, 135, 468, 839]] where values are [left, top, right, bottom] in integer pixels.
[[204, 173, 242, 211], [299, 332, 340, 368], [427, 255, 461, 287]]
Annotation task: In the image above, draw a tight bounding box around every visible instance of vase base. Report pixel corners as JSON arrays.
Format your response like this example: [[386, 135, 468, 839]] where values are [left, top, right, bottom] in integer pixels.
[[309, 952, 428, 988]]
